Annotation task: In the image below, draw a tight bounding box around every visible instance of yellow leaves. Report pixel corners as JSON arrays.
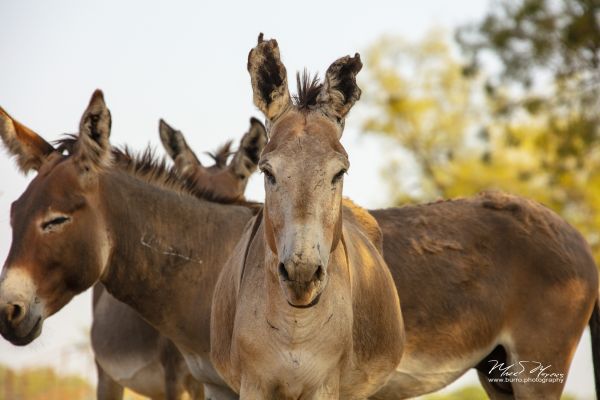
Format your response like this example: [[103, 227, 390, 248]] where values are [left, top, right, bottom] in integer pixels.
[[362, 30, 600, 267]]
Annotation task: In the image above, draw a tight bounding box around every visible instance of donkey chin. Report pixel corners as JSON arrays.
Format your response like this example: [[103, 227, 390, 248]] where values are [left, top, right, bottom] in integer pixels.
[[278, 262, 328, 308]]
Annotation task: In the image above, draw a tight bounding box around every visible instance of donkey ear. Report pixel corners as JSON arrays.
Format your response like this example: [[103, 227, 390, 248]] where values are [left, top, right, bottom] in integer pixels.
[[247, 34, 291, 122], [0, 106, 55, 173], [75, 90, 112, 169], [158, 119, 201, 175], [317, 54, 363, 124], [230, 117, 267, 180]]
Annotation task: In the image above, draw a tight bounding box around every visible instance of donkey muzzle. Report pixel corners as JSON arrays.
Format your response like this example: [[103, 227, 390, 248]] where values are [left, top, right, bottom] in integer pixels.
[[278, 257, 327, 307]]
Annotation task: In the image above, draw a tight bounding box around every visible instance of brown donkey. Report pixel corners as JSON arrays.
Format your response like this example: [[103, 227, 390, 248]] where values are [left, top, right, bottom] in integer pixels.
[[176, 47, 594, 400], [0, 91, 260, 399], [91, 118, 267, 399], [167, 128, 600, 399], [210, 36, 405, 399]]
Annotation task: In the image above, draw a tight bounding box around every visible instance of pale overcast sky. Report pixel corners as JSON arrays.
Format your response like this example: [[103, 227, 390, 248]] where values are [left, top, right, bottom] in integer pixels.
[[0, 1, 595, 398]]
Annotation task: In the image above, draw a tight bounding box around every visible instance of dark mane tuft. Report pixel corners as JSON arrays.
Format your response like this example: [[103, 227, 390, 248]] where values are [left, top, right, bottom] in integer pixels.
[[54, 135, 259, 210], [293, 70, 322, 110], [206, 140, 234, 168]]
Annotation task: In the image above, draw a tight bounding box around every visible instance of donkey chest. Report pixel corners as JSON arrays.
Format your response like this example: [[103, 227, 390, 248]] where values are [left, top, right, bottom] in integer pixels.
[[234, 309, 351, 398]]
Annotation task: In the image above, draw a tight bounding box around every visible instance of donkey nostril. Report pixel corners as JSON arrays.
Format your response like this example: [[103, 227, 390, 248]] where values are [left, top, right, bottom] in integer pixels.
[[7, 302, 26, 324], [314, 265, 324, 281], [278, 263, 290, 281]]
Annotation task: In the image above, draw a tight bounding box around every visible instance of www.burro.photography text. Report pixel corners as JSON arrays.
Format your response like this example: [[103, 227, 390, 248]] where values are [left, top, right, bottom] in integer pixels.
[[488, 360, 566, 384]]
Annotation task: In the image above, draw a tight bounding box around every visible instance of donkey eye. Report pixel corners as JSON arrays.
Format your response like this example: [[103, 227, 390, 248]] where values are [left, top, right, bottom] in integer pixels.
[[262, 169, 276, 185], [41, 216, 71, 231], [332, 169, 347, 185]]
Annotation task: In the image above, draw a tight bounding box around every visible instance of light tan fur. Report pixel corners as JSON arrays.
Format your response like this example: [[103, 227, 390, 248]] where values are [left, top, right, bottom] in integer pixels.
[[211, 35, 404, 399]]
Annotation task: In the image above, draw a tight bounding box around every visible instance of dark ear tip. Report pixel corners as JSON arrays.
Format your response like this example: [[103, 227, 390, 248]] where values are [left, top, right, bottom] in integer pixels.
[[258, 32, 264, 43], [90, 89, 105, 104], [350, 54, 363, 71]]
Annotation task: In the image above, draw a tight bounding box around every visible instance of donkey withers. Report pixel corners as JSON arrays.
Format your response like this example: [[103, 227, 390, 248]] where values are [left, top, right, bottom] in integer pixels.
[[0, 91, 260, 399], [91, 118, 267, 400], [210, 36, 404, 399]]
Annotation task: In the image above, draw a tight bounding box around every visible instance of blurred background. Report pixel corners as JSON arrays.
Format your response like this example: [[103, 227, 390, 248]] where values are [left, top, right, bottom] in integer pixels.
[[1, 0, 598, 398]]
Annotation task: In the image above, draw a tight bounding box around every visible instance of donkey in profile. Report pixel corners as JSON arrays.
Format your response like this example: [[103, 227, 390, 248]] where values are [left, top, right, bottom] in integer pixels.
[[211, 35, 405, 399], [0, 91, 261, 399], [91, 118, 266, 399]]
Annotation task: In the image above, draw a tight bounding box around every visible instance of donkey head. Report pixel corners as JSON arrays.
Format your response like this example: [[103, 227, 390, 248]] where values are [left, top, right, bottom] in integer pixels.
[[249, 34, 362, 307], [0, 90, 113, 345], [159, 118, 267, 201]]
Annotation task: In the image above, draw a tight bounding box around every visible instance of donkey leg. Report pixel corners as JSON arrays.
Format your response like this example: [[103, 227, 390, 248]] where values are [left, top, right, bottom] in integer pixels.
[[506, 345, 575, 400], [184, 376, 205, 400], [96, 361, 124, 400], [505, 318, 584, 399]]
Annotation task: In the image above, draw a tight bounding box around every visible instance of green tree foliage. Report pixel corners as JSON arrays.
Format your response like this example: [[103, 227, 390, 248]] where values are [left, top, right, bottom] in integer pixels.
[[362, 7, 600, 263]]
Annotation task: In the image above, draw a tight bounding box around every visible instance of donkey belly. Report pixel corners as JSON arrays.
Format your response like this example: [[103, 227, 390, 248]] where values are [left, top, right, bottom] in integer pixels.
[[96, 352, 166, 398]]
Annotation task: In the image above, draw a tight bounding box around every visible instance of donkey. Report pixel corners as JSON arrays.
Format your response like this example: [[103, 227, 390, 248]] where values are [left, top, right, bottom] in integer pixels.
[[0, 91, 261, 399], [159, 118, 267, 202], [210, 35, 405, 399], [91, 118, 267, 399], [165, 124, 600, 399], [145, 127, 600, 399], [1, 77, 597, 400]]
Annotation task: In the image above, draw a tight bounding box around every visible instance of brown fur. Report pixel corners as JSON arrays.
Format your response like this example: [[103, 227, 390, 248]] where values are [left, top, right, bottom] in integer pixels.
[[0, 91, 258, 399], [0, 106, 55, 173], [91, 119, 266, 400]]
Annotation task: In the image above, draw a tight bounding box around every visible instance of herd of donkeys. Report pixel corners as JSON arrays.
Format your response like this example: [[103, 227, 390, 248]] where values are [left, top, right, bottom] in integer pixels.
[[0, 35, 599, 400]]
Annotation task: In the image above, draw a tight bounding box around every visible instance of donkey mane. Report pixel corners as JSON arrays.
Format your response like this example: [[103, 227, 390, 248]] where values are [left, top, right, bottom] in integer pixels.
[[55, 135, 260, 210], [206, 140, 234, 168], [293, 70, 323, 110]]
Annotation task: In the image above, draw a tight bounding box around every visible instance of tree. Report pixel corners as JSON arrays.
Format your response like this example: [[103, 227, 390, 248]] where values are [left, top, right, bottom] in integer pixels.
[[361, 26, 600, 263]]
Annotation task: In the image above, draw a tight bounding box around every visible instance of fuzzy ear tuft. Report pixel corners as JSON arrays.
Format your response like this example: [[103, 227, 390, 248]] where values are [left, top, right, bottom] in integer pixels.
[[0, 106, 55, 173], [75, 89, 112, 169], [317, 54, 363, 123], [247, 34, 291, 122], [158, 119, 201, 175], [230, 117, 267, 180]]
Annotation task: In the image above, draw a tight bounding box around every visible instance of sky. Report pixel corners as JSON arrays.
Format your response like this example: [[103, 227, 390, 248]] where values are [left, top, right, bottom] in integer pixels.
[[0, 0, 596, 398]]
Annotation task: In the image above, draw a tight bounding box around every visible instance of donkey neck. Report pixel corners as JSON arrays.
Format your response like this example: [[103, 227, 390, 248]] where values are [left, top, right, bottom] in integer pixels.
[[98, 169, 254, 353]]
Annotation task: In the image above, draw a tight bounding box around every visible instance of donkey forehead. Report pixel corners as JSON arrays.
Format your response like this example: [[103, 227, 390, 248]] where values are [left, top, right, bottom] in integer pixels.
[[262, 112, 348, 162], [12, 160, 85, 216]]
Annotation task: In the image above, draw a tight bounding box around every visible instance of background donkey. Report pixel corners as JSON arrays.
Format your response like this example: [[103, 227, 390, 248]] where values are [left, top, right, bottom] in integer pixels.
[[91, 118, 266, 399]]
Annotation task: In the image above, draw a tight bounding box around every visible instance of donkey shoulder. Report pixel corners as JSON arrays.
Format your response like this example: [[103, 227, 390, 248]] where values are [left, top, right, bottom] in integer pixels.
[[210, 210, 263, 391], [342, 198, 384, 254]]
